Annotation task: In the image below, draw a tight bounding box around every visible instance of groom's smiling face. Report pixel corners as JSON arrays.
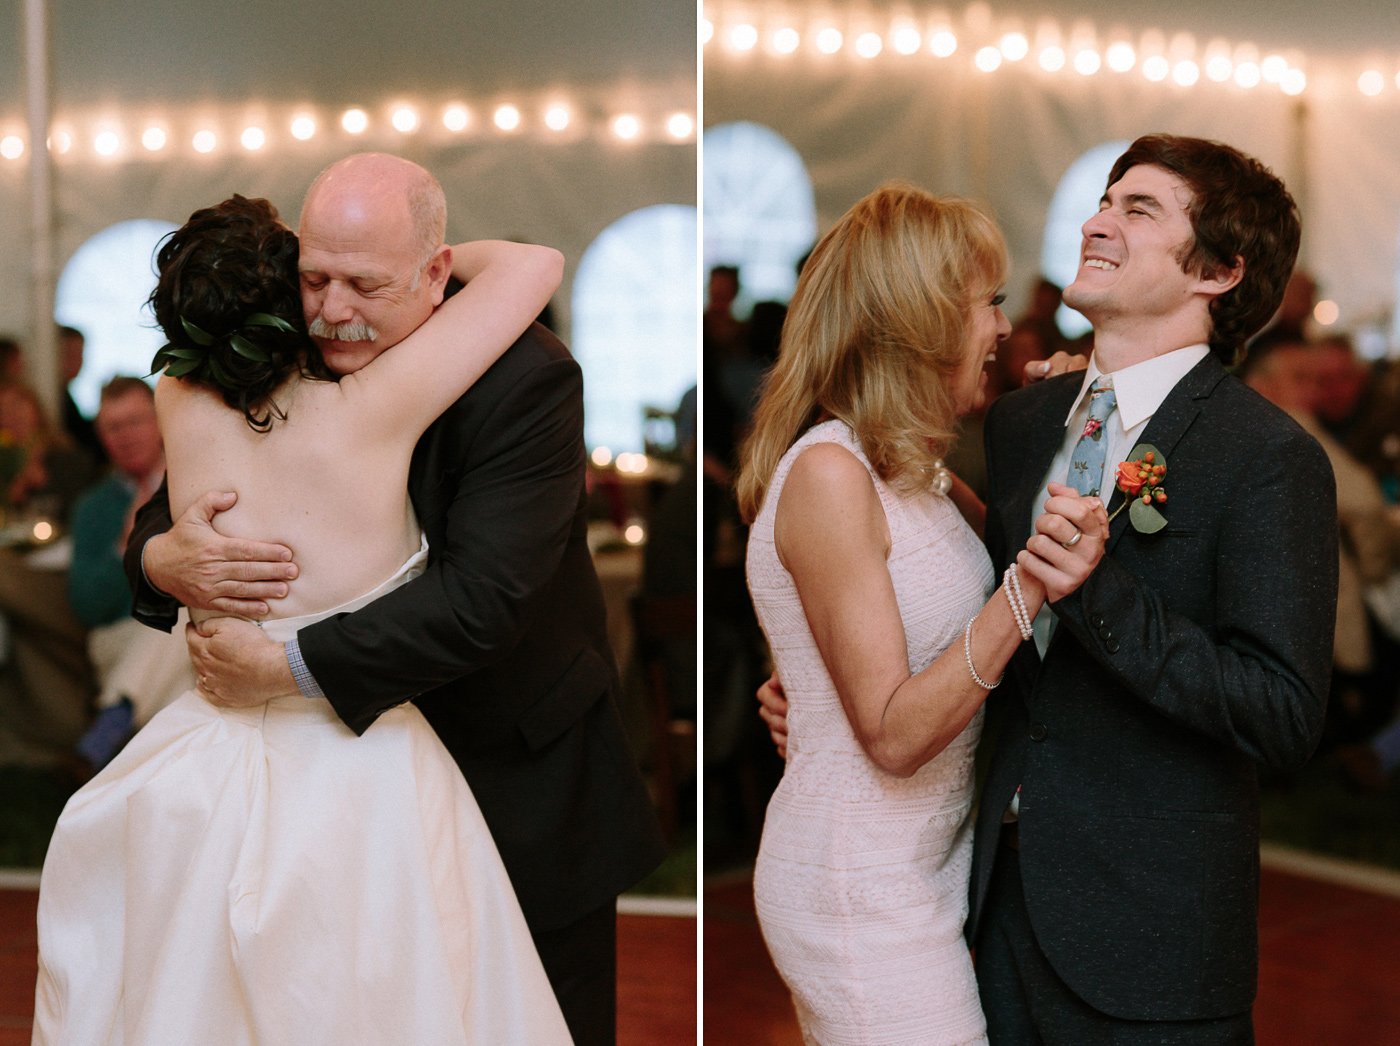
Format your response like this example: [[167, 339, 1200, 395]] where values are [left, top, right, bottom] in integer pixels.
[[1062, 163, 1203, 328]]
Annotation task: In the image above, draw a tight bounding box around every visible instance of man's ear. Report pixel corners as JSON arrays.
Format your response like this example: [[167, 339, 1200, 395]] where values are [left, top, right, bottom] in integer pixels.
[[1199, 254, 1244, 298], [425, 244, 453, 305]]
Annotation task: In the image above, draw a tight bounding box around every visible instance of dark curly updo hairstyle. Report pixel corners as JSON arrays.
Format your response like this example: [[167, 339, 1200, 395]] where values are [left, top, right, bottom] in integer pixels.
[[148, 195, 335, 431]]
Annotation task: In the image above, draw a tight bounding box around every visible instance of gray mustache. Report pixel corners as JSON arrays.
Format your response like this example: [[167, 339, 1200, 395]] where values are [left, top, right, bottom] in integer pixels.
[[308, 317, 380, 343]]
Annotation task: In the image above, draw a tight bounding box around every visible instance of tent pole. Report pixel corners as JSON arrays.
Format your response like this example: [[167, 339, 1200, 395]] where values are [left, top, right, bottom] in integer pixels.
[[24, 0, 58, 422]]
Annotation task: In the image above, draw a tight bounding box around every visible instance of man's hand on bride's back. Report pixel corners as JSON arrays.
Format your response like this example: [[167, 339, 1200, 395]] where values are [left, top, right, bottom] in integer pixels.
[[143, 491, 297, 616]]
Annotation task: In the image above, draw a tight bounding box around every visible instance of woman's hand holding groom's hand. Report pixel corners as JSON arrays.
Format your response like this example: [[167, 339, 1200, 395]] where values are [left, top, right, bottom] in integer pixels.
[[1018, 482, 1109, 604]]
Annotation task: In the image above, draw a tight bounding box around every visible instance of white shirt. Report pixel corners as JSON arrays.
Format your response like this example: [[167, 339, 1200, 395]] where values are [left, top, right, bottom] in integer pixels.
[[1027, 342, 1211, 657]]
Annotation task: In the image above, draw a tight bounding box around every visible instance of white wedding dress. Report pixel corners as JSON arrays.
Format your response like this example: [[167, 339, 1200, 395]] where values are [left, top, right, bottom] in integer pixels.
[[32, 538, 573, 1046]]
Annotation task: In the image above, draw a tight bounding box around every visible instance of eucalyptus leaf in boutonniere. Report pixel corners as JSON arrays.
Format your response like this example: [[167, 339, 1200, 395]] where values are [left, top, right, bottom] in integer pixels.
[[1105, 443, 1168, 534]]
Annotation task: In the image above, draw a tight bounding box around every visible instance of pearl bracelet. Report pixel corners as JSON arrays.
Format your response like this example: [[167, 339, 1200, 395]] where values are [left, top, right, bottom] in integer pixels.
[[1004, 564, 1035, 642], [963, 615, 1002, 690]]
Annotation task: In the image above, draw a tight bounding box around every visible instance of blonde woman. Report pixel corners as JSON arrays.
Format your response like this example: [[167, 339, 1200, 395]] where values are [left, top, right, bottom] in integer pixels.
[[739, 185, 1108, 1044]]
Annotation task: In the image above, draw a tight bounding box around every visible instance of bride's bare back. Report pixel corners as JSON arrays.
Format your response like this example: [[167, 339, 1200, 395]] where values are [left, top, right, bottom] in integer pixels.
[[155, 235, 563, 627], [160, 373, 421, 620]]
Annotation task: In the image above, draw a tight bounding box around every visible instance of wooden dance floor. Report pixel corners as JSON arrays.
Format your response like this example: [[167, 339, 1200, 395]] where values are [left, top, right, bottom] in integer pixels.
[[705, 866, 1400, 1045], [0, 888, 696, 1045]]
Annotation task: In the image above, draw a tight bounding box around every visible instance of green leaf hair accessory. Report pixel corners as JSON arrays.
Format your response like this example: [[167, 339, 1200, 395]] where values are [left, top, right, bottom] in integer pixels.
[[180, 316, 216, 346], [151, 310, 298, 382]]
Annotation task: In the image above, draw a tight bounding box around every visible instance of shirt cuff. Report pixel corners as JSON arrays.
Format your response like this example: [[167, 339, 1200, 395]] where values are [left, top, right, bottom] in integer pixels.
[[285, 635, 326, 698]]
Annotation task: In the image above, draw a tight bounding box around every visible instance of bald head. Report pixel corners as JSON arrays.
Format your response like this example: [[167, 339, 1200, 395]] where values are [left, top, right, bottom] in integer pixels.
[[296, 154, 453, 375], [302, 153, 447, 274]]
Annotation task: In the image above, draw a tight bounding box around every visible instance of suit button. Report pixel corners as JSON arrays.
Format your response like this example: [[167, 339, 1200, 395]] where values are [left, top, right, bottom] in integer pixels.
[[1106, 638, 1120, 654], [1099, 626, 1113, 640], [1091, 614, 1105, 629], [1029, 722, 1048, 742]]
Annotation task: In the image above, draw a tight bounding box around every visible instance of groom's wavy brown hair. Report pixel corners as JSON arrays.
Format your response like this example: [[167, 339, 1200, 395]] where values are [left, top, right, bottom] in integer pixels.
[[736, 184, 1007, 523], [1106, 134, 1300, 366]]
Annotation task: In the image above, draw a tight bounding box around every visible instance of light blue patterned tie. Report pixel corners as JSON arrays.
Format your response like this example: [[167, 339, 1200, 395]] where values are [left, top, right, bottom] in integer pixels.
[[1067, 379, 1117, 497]]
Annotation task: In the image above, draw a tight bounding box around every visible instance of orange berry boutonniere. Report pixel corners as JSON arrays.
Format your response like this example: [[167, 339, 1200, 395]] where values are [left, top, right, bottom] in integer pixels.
[[1106, 443, 1168, 534]]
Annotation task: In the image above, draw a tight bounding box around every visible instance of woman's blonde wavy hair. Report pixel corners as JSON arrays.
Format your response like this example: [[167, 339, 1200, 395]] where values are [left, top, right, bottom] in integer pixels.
[[735, 183, 1007, 523]]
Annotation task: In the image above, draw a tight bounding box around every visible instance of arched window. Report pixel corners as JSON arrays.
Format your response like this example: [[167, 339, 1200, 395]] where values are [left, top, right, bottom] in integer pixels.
[[572, 204, 698, 454], [1040, 140, 1130, 339], [55, 219, 177, 416], [702, 121, 816, 310]]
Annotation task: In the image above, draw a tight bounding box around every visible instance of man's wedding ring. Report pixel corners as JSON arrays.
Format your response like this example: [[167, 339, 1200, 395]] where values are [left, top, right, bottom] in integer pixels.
[[1062, 530, 1083, 549]]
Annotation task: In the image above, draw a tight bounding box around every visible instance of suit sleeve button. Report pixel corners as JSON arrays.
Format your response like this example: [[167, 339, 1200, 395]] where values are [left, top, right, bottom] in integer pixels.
[[1099, 626, 1113, 640], [1106, 638, 1120, 654], [1091, 614, 1105, 629], [1029, 722, 1048, 742]]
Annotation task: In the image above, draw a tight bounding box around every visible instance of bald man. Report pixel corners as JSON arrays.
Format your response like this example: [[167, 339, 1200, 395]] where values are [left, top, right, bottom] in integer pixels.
[[126, 154, 665, 1046]]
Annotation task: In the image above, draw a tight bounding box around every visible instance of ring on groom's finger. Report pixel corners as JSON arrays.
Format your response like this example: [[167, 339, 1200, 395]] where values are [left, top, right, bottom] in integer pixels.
[[1061, 530, 1083, 549]]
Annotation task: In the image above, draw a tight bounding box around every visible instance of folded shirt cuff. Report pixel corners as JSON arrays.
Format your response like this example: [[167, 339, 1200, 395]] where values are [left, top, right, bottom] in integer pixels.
[[285, 635, 326, 698]]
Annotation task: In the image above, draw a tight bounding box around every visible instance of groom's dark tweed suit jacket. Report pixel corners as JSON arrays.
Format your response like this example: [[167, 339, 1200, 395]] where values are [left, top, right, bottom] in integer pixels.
[[969, 354, 1337, 1020], [127, 323, 666, 936]]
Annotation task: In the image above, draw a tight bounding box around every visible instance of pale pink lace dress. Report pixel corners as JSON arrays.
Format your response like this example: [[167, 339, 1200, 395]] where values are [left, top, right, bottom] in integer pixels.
[[748, 420, 993, 1046]]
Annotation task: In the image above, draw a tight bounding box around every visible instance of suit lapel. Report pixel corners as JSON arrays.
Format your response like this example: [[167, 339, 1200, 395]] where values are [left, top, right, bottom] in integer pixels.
[[1002, 376, 1083, 556], [1101, 353, 1227, 555]]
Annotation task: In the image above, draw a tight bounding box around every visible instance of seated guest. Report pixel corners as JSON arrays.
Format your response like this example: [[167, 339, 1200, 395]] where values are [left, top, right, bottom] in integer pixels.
[[0, 379, 99, 522], [57, 326, 106, 466], [68, 378, 193, 769], [1244, 340, 1400, 739]]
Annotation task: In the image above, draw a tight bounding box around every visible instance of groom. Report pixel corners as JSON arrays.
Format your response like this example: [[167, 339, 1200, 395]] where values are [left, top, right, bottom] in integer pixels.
[[971, 134, 1336, 1043], [124, 154, 665, 1046], [761, 135, 1337, 1043]]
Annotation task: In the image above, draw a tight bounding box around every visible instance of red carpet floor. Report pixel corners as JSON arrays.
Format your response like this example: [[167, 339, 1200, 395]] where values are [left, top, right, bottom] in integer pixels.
[[705, 868, 1400, 1046], [0, 891, 695, 1045]]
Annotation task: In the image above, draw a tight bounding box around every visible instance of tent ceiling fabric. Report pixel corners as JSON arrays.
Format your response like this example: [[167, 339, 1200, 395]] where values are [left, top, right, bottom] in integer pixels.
[[0, 0, 694, 106]]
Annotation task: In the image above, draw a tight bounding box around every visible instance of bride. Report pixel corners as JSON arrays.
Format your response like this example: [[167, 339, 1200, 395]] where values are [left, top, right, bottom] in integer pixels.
[[32, 193, 573, 1045]]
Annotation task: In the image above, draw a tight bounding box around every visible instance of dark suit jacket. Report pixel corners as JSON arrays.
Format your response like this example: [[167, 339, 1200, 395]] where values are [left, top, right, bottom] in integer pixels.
[[969, 354, 1337, 1020], [126, 324, 666, 935]]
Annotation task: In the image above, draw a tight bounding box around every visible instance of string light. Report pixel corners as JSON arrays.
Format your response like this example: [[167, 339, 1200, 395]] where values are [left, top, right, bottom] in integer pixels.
[[816, 28, 843, 54], [1106, 42, 1135, 72], [141, 127, 165, 150], [494, 105, 520, 131], [773, 27, 799, 53], [1074, 49, 1101, 75], [1281, 69, 1306, 95], [241, 127, 265, 150], [730, 24, 758, 50], [290, 115, 316, 140], [341, 109, 368, 133], [1235, 61, 1261, 88], [442, 106, 469, 132], [668, 113, 694, 138], [545, 106, 570, 131], [1039, 46, 1066, 72], [613, 114, 640, 139], [50, 131, 71, 154], [590, 447, 613, 467], [929, 30, 957, 58], [856, 32, 882, 58], [893, 26, 921, 55], [1359, 70, 1385, 96], [1205, 55, 1233, 82], [1000, 32, 1028, 61], [192, 130, 215, 153], [1172, 60, 1200, 86], [391, 107, 418, 132], [975, 46, 1002, 72], [1142, 55, 1170, 81], [1261, 54, 1288, 83], [94, 131, 120, 156], [0, 136, 22, 159]]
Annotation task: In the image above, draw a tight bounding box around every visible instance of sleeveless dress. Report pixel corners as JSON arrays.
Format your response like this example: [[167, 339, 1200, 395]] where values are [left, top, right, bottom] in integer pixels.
[[748, 420, 994, 1046], [32, 537, 573, 1046]]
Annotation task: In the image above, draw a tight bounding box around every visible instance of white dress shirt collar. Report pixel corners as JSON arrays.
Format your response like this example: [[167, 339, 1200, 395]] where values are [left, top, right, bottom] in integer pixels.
[[1062, 343, 1211, 431]]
